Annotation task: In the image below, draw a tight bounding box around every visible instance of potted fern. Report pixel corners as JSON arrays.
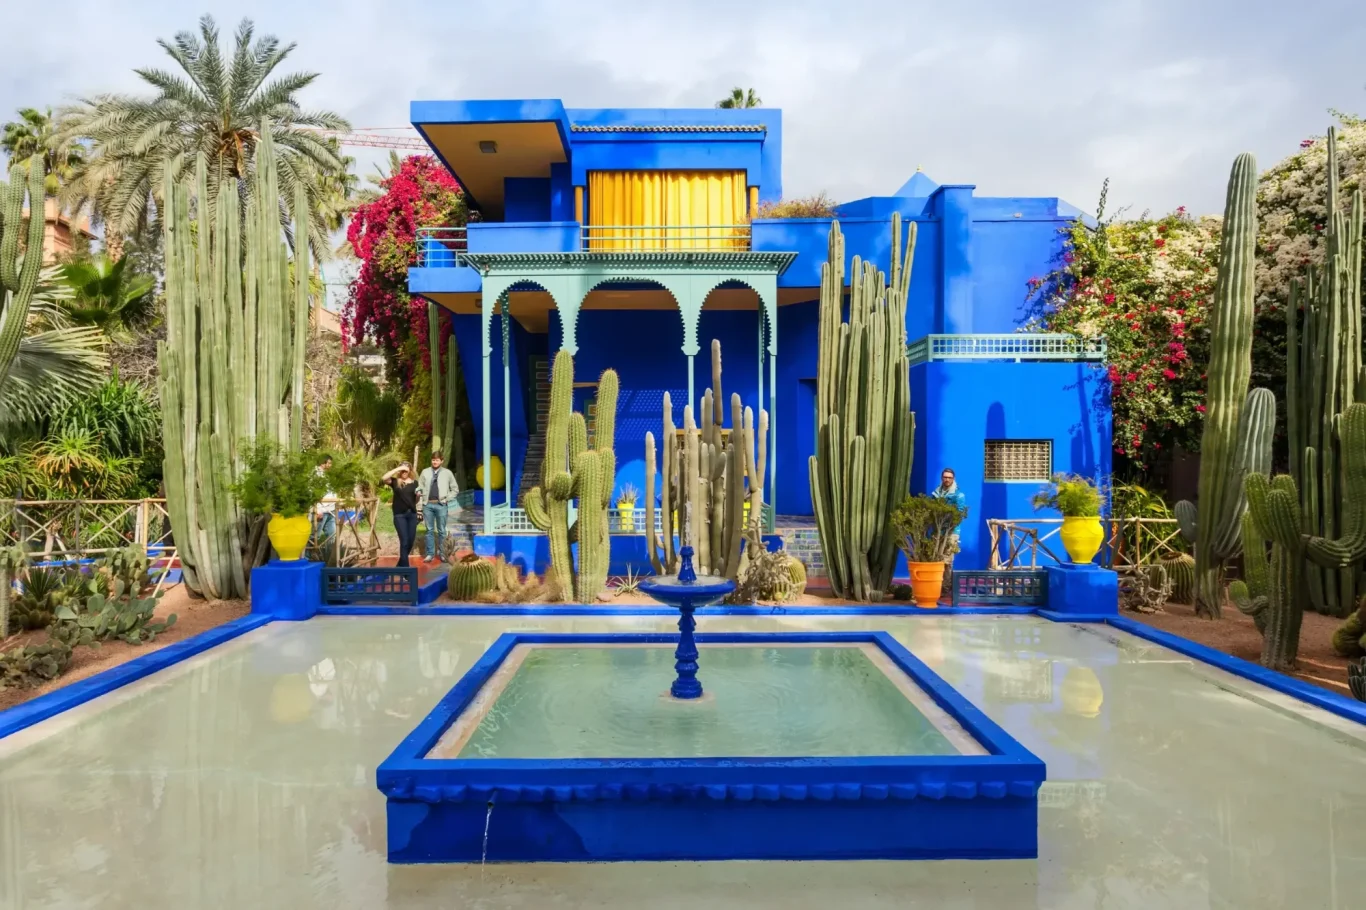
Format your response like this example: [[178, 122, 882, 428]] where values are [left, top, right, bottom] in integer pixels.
[[890, 494, 966, 607], [233, 440, 331, 561], [1032, 474, 1105, 565]]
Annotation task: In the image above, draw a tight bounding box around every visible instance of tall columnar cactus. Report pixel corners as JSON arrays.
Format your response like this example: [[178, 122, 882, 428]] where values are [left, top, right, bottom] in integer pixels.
[[158, 124, 312, 599], [1302, 404, 1366, 571], [428, 300, 443, 453], [1174, 154, 1263, 618], [1237, 473, 1307, 669], [646, 340, 767, 580], [0, 546, 27, 638], [523, 350, 618, 601], [809, 216, 916, 600], [1285, 127, 1366, 617], [0, 158, 47, 399]]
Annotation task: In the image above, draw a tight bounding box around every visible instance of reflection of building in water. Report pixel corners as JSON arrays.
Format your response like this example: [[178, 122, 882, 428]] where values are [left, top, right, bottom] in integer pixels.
[[986, 658, 1054, 703]]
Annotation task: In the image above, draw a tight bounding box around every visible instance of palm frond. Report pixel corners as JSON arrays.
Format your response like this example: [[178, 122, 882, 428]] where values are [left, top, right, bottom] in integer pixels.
[[0, 326, 108, 428]]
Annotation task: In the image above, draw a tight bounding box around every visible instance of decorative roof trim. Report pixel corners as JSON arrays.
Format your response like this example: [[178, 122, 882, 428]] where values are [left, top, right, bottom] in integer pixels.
[[570, 123, 766, 133], [459, 250, 796, 274]]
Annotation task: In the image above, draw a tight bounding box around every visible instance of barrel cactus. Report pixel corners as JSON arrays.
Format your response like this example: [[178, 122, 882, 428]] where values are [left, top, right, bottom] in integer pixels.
[[523, 350, 617, 602], [809, 215, 917, 600], [448, 554, 496, 601], [1330, 604, 1365, 658], [1160, 553, 1196, 605]]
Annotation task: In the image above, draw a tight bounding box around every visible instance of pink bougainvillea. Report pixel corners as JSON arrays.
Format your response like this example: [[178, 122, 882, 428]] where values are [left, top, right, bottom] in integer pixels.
[[1025, 207, 1220, 477], [342, 156, 472, 384]]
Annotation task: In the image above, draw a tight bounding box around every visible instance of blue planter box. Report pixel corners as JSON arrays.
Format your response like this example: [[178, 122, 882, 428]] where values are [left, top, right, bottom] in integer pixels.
[[377, 631, 1045, 862]]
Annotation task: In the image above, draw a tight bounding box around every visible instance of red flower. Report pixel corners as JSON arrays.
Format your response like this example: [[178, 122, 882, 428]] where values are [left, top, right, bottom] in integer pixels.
[[1154, 238, 1166, 248], [1195, 404, 1206, 413], [1162, 368, 1177, 380], [1103, 294, 1116, 304]]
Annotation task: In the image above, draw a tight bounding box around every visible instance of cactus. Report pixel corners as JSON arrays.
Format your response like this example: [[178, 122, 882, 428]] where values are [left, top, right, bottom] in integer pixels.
[[647, 340, 767, 580], [1160, 553, 1196, 604], [1330, 601, 1365, 658], [1240, 473, 1306, 669], [0, 640, 76, 689], [158, 124, 312, 599], [0, 157, 47, 403], [1174, 155, 1264, 618], [1229, 512, 1269, 633], [448, 554, 496, 600], [524, 350, 618, 601], [1285, 127, 1366, 617], [786, 554, 808, 598], [810, 216, 917, 600], [0, 546, 25, 637]]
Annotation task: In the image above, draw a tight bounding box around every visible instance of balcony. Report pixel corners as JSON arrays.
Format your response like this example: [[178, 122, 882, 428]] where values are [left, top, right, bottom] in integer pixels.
[[414, 223, 754, 268], [906, 334, 1107, 365]]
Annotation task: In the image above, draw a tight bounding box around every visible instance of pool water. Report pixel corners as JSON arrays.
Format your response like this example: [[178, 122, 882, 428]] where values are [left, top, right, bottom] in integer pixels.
[[443, 644, 966, 759]]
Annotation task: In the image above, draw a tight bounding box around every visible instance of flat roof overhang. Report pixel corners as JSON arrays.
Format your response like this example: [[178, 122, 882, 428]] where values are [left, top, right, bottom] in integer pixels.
[[411, 100, 573, 219]]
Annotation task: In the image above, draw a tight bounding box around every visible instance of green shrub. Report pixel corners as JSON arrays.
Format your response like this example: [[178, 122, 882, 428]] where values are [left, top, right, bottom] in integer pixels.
[[890, 494, 965, 563], [232, 439, 331, 518], [1032, 473, 1103, 517], [752, 192, 837, 219]]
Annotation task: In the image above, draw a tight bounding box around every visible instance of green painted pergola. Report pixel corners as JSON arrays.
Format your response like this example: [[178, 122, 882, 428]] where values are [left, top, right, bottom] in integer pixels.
[[460, 250, 796, 532]]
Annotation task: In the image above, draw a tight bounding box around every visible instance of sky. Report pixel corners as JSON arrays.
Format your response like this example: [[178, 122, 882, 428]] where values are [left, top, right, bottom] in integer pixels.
[[6, 0, 1366, 241]]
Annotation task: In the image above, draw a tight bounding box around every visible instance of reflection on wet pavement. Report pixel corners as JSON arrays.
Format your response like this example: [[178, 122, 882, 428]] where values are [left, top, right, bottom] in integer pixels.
[[2, 615, 1363, 909]]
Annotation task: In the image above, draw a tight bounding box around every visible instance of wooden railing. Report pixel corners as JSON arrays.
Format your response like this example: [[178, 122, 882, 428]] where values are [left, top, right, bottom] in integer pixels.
[[986, 517, 1187, 571]]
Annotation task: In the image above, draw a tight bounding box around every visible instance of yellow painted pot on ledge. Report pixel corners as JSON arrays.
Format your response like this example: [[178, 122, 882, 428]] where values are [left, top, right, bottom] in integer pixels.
[[618, 504, 636, 530], [1060, 516, 1104, 565], [268, 514, 312, 561], [908, 561, 946, 608]]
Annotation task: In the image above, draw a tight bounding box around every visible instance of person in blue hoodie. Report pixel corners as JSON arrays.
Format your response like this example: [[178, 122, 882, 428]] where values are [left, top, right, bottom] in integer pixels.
[[931, 468, 968, 593]]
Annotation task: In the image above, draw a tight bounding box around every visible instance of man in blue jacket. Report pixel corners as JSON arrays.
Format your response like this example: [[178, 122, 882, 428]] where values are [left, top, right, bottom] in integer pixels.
[[932, 468, 968, 594]]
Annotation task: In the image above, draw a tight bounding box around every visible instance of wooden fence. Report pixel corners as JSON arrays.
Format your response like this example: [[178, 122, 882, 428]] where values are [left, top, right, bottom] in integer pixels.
[[986, 517, 1187, 571]]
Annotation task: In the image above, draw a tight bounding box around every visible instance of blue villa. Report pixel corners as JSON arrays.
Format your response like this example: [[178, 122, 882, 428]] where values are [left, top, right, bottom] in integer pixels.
[[406, 98, 1111, 575]]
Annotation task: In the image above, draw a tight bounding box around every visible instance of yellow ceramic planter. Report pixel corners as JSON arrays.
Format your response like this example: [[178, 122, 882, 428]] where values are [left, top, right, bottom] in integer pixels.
[[267, 513, 312, 561], [618, 504, 636, 529], [1060, 516, 1104, 565]]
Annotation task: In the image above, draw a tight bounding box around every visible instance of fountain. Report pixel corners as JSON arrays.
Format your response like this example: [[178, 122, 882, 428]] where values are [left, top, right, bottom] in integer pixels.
[[376, 499, 1045, 862], [637, 506, 735, 699]]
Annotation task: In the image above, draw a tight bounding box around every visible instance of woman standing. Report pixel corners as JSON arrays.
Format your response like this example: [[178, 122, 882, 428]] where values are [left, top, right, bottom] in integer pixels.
[[383, 463, 420, 568]]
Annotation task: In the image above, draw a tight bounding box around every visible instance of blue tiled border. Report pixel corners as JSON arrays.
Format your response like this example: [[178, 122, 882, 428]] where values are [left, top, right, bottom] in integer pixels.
[[0, 614, 274, 741], [318, 604, 1039, 617], [377, 631, 1046, 862]]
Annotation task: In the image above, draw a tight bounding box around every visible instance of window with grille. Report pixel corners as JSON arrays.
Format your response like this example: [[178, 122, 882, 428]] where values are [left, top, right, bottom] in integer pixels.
[[983, 440, 1052, 482]]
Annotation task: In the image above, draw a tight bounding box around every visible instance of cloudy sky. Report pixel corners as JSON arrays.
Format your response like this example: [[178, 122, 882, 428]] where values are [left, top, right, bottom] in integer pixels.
[[6, 0, 1365, 222]]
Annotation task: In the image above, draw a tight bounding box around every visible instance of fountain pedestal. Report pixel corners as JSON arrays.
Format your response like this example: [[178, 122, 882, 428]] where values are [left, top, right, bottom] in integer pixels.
[[637, 546, 734, 700]]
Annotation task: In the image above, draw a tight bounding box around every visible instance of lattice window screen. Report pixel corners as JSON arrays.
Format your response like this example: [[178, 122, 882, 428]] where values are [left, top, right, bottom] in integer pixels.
[[983, 440, 1052, 481]]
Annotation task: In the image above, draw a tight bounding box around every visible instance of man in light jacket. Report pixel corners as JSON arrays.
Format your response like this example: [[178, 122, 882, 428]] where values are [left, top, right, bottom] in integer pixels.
[[417, 451, 459, 564]]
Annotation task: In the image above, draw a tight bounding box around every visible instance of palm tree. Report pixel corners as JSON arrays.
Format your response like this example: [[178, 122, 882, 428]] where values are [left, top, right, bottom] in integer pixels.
[[1, 108, 86, 195], [716, 87, 762, 109], [58, 255, 156, 341], [59, 15, 351, 257]]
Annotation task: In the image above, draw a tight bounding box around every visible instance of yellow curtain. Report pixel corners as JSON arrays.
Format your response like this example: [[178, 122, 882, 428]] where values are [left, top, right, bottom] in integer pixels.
[[587, 170, 748, 251]]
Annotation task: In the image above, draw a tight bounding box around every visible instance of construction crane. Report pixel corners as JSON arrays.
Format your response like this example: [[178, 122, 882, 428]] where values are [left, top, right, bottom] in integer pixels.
[[301, 127, 429, 151]]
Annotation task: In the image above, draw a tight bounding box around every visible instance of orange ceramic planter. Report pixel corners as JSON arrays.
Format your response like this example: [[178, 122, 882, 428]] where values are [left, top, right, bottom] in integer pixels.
[[908, 561, 946, 608]]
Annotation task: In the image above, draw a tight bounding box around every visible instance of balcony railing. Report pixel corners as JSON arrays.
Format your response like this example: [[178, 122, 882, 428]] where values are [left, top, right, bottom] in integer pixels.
[[486, 502, 776, 535], [583, 224, 751, 252], [906, 334, 1107, 365], [415, 227, 468, 267]]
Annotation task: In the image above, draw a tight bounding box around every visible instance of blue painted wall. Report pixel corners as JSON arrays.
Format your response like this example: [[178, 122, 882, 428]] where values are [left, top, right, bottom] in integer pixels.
[[503, 177, 551, 222], [910, 360, 1112, 570]]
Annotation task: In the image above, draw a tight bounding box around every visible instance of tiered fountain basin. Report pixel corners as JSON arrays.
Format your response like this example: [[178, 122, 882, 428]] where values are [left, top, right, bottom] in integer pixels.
[[377, 631, 1045, 863]]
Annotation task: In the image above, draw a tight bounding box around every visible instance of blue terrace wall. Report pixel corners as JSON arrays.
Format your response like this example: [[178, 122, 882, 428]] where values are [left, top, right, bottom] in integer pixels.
[[910, 360, 1112, 570]]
